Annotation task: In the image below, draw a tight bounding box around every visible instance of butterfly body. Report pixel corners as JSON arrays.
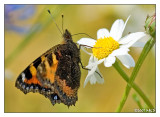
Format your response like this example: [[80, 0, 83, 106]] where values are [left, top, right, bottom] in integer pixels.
[[15, 29, 81, 107]]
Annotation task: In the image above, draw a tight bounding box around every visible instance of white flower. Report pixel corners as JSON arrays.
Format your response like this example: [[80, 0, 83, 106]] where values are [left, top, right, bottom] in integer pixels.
[[77, 16, 146, 87]]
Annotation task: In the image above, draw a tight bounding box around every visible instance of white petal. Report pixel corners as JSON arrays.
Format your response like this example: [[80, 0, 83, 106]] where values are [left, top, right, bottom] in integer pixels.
[[77, 38, 96, 48], [86, 55, 98, 70], [81, 47, 92, 55], [84, 67, 104, 87], [110, 19, 124, 41], [89, 54, 94, 63], [86, 55, 97, 68], [104, 56, 116, 67], [83, 75, 91, 87], [97, 28, 110, 39], [110, 47, 129, 56], [93, 56, 98, 62], [117, 54, 135, 68], [86, 62, 96, 69], [110, 16, 130, 41], [89, 76, 97, 84], [86, 56, 104, 69], [131, 41, 145, 47], [119, 32, 146, 48], [94, 67, 104, 84], [83, 55, 105, 87], [84, 65, 97, 87], [88, 65, 97, 77], [97, 58, 105, 64], [121, 16, 130, 37], [90, 68, 104, 84]]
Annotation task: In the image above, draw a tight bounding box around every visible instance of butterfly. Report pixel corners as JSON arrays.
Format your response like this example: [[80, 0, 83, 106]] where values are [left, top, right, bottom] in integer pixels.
[[15, 11, 81, 107]]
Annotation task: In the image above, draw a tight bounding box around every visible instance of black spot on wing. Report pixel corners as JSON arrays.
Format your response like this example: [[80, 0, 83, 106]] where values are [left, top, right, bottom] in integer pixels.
[[32, 56, 42, 68], [47, 54, 53, 66], [21, 57, 42, 80], [54, 51, 61, 60], [19, 56, 42, 80], [23, 67, 32, 79]]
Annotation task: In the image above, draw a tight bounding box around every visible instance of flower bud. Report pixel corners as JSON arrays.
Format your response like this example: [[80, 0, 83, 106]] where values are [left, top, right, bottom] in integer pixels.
[[144, 14, 155, 38]]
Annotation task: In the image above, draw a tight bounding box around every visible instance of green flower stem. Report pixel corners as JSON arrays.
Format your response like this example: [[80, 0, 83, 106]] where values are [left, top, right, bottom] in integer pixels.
[[132, 94, 143, 109], [115, 37, 155, 112], [113, 60, 154, 111]]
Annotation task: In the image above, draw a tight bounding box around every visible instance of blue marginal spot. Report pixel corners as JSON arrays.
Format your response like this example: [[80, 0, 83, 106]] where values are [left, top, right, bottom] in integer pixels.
[[54, 95, 58, 100]]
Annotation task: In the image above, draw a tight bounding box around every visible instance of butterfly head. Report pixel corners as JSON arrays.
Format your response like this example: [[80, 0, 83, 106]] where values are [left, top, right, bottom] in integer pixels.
[[63, 29, 72, 42]]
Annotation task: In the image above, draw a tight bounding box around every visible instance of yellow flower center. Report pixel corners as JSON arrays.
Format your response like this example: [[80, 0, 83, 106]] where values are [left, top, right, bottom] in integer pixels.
[[92, 37, 119, 60]]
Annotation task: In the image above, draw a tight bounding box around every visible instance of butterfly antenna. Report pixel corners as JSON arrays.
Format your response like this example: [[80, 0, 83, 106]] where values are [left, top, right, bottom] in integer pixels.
[[47, 10, 63, 35], [72, 33, 94, 39], [62, 14, 64, 34]]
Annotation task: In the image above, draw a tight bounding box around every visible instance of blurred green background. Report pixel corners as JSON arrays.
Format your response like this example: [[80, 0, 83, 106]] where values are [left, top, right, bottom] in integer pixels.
[[5, 5, 155, 112]]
